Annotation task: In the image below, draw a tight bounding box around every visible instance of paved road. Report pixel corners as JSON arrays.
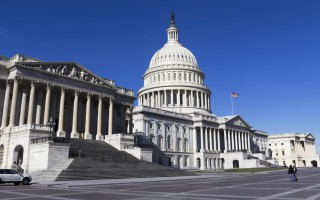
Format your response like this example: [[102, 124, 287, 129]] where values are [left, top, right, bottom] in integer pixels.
[[1, 168, 320, 200]]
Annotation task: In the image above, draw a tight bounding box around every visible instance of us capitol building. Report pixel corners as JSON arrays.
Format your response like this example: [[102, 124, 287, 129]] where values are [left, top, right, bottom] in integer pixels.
[[0, 14, 319, 172]]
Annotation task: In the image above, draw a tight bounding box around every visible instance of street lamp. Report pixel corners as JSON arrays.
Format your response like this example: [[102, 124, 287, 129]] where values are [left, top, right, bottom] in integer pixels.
[[48, 116, 55, 140]]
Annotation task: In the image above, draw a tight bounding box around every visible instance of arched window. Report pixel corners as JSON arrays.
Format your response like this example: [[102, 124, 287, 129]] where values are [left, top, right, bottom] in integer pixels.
[[158, 74, 160, 82], [179, 73, 181, 80], [168, 73, 171, 81], [162, 73, 165, 81], [184, 73, 187, 81], [173, 73, 176, 81], [167, 135, 171, 149]]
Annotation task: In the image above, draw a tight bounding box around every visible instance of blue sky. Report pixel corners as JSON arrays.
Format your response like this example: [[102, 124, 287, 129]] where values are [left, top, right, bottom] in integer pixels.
[[1, 0, 320, 152]]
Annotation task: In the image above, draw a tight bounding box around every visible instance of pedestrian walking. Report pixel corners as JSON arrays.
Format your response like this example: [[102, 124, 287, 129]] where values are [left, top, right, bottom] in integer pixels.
[[288, 165, 297, 182]]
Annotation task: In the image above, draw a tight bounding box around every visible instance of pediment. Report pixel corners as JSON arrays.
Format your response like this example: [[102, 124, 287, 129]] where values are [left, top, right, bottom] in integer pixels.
[[16, 62, 115, 89], [306, 133, 315, 140], [225, 116, 250, 128]]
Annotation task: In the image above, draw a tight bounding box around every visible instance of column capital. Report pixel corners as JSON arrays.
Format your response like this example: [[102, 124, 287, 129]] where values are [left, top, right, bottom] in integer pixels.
[[98, 95, 105, 101], [109, 97, 115, 102], [30, 80, 39, 87], [61, 86, 68, 93], [87, 92, 93, 98], [12, 76, 22, 82], [74, 90, 80, 96], [46, 83, 54, 89]]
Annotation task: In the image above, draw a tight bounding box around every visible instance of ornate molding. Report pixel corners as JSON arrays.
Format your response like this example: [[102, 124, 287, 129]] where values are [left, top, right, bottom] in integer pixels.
[[234, 119, 246, 127], [21, 62, 114, 88]]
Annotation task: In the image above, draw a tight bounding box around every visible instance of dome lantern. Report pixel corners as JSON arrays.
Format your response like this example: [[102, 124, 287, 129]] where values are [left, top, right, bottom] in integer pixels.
[[167, 11, 179, 43]]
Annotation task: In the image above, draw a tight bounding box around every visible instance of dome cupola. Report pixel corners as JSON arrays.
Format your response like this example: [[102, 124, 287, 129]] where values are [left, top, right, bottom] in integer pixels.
[[138, 13, 212, 116]]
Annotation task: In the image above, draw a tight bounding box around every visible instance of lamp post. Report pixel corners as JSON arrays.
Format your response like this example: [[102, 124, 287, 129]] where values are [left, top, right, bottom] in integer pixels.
[[48, 116, 55, 140]]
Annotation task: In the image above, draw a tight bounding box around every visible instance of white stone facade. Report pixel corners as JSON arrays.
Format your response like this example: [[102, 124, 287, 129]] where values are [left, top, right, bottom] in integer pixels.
[[0, 54, 135, 172], [268, 133, 320, 167], [133, 14, 256, 170]]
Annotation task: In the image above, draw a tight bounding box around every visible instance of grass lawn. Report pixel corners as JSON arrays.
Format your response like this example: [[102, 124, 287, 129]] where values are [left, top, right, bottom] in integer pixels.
[[225, 167, 286, 173]]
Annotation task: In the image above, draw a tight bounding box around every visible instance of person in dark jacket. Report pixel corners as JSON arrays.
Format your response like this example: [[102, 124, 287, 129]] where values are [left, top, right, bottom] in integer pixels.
[[288, 165, 296, 181]]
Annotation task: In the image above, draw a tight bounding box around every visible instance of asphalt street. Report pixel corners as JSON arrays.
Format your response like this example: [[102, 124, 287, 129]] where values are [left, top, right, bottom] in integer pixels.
[[1, 167, 320, 200]]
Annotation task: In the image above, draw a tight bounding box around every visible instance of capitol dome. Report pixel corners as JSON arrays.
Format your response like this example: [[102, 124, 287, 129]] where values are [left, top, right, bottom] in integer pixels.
[[149, 41, 198, 68], [138, 13, 212, 115]]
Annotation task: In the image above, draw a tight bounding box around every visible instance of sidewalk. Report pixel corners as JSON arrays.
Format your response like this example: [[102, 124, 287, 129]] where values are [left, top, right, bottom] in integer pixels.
[[33, 174, 224, 187]]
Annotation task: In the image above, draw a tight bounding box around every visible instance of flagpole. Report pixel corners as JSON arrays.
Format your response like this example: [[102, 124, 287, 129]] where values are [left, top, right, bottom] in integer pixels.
[[231, 94, 234, 115]]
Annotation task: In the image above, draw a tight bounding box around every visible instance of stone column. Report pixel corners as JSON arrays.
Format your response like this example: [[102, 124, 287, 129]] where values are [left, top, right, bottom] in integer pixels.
[[213, 128, 217, 151], [164, 90, 167, 106], [208, 96, 211, 110], [191, 91, 194, 106], [241, 132, 245, 151], [205, 127, 208, 151], [197, 91, 200, 107], [27, 81, 36, 125], [244, 132, 248, 151], [247, 132, 251, 152], [19, 88, 28, 126], [1, 81, 11, 129], [43, 84, 52, 125], [177, 89, 180, 106], [35, 90, 43, 125], [209, 128, 213, 151], [238, 131, 242, 150], [235, 131, 238, 151], [129, 106, 133, 134], [223, 129, 227, 153], [203, 93, 206, 109], [96, 95, 103, 140], [217, 129, 221, 152], [158, 91, 161, 107], [71, 90, 79, 138], [183, 90, 187, 106], [193, 127, 197, 152], [231, 129, 235, 151], [173, 124, 177, 151], [9, 78, 19, 127], [227, 129, 231, 151], [84, 93, 92, 139], [171, 90, 174, 106], [151, 91, 154, 107], [57, 87, 66, 137], [200, 127, 204, 152], [108, 98, 114, 136]]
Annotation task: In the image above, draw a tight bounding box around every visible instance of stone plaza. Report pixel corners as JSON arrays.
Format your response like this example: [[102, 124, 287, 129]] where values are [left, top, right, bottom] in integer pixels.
[[1, 168, 320, 199]]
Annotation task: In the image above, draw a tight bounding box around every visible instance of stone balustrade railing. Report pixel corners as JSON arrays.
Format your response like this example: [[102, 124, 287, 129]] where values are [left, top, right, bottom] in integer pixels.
[[11, 124, 50, 132]]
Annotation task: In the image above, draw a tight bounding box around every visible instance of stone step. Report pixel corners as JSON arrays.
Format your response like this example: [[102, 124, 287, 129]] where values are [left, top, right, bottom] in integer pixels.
[[55, 139, 195, 181]]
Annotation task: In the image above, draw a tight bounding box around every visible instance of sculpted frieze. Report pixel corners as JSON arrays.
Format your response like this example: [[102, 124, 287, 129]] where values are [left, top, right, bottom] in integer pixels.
[[21, 62, 114, 88], [234, 119, 246, 127]]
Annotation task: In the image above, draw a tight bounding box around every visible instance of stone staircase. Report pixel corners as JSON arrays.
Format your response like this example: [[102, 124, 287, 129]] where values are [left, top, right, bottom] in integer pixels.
[[55, 139, 194, 181], [31, 159, 73, 183]]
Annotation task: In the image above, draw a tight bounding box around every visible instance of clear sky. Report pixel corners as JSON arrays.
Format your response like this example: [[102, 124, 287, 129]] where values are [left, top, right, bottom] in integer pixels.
[[1, 0, 320, 152]]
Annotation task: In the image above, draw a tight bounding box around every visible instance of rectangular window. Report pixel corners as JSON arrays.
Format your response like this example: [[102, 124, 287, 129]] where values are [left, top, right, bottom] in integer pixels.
[[282, 151, 285, 156]]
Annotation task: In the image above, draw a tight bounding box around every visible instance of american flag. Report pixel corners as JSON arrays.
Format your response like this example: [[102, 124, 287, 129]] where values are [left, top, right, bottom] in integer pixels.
[[231, 92, 240, 98]]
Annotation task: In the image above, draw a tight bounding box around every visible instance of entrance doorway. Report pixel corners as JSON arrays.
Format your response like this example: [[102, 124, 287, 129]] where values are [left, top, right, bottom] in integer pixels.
[[311, 160, 318, 167], [233, 160, 239, 168], [13, 145, 24, 168]]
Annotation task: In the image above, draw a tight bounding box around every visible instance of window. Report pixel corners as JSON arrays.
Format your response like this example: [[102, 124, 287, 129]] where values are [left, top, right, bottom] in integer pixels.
[[269, 144, 271, 146], [282, 151, 285, 156], [167, 135, 171, 149], [281, 143, 284, 145], [149, 123, 153, 129]]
